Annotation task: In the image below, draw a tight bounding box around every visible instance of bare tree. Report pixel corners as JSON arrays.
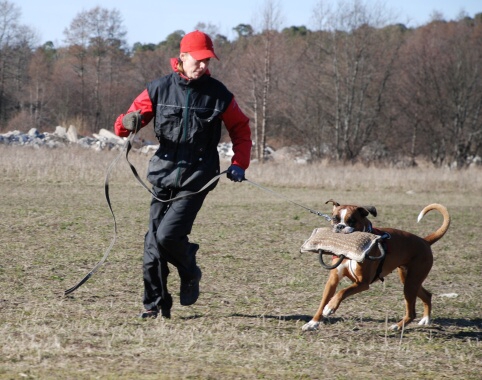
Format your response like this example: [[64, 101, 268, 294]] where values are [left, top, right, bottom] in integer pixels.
[[194, 22, 219, 38], [0, 1, 36, 130], [310, 0, 403, 162], [63, 7, 127, 132], [254, 0, 283, 161], [220, 6, 281, 163], [397, 18, 482, 167], [275, 29, 331, 160], [26, 43, 56, 129]]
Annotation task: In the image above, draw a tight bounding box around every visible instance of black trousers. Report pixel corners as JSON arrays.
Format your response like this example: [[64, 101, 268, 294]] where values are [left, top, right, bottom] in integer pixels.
[[143, 186, 209, 311]]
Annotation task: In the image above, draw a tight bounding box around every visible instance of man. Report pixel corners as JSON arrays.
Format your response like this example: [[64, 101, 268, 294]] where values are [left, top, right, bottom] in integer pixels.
[[114, 30, 252, 319]]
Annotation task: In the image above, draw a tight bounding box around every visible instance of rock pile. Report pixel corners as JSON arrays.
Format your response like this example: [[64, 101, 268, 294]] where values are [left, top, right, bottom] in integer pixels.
[[0, 126, 236, 159], [0, 126, 126, 151]]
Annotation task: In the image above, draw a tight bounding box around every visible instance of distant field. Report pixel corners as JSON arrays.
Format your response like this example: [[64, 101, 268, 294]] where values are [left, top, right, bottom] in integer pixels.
[[1, 145, 481, 379]]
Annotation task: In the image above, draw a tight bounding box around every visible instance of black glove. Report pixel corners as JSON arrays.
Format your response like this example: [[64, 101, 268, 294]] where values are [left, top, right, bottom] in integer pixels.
[[227, 165, 245, 182], [122, 110, 142, 131]]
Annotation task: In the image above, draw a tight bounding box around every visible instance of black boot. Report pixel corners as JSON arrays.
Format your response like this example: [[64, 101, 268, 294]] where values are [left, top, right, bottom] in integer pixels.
[[139, 292, 172, 319], [159, 293, 173, 318], [179, 244, 202, 306], [159, 259, 172, 318]]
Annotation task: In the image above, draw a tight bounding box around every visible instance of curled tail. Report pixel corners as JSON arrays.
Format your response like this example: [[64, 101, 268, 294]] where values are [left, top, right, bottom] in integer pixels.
[[417, 203, 451, 245]]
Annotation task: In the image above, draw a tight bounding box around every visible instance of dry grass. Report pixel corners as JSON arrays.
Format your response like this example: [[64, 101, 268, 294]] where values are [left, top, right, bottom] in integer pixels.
[[0, 145, 481, 379]]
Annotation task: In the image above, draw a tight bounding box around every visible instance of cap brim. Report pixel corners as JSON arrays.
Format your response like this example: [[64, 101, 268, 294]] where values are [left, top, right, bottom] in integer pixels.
[[189, 50, 219, 61]]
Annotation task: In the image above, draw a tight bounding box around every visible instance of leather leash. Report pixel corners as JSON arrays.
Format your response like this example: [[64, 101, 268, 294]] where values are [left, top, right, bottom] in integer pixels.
[[64, 133, 134, 295], [123, 135, 226, 203], [243, 178, 332, 221], [65, 130, 330, 295], [64, 132, 224, 295]]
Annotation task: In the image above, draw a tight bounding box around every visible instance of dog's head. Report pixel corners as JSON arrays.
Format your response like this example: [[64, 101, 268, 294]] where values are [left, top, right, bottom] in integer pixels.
[[325, 199, 377, 233]]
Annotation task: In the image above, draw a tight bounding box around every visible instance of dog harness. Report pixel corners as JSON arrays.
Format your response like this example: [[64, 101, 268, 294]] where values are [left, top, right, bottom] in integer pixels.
[[369, 228, 391, 283]]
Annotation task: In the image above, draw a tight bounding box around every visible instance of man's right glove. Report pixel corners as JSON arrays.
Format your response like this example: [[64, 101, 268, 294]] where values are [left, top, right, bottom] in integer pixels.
[[122, 110, 142, 131], [227, 165, 245, 182]]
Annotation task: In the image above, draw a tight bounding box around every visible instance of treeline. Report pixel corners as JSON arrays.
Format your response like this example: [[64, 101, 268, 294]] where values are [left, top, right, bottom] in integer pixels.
[[1, 1, 481, 167]]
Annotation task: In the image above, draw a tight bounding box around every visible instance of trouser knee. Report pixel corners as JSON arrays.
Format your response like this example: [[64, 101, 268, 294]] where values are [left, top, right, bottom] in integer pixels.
[[156, 234, 197, 273]]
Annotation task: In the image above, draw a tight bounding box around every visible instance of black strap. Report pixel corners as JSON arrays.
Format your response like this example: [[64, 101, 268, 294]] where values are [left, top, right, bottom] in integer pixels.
[[65, 129, 333, 295], [244, 178, 332, 221], [371, 241, 387, 284], [65, 132, 225, 295], [125, 137, 225, 203], [64, 133, 131, 295]]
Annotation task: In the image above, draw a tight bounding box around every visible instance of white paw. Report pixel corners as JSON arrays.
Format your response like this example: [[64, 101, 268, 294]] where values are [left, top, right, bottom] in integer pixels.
[[418, 316, 430, 326], [390, 324, 401, 331], [322, 305, 334, 317], [302, 320, 320, 331]]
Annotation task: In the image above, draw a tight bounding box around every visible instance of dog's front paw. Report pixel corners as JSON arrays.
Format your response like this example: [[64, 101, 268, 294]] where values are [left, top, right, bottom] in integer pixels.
[[322, 305, 335, 317], [418, 316, 431, 326], [302, 320, 320, 331], [389, 324, 401, 331]]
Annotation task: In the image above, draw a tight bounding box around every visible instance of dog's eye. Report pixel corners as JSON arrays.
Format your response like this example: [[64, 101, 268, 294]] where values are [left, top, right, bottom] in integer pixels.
[[333, 216, 340, 223], [347, 218, 355, 225]]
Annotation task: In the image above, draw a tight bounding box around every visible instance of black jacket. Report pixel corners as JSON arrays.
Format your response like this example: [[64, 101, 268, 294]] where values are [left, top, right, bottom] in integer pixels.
[[146, 72, 233, 191]]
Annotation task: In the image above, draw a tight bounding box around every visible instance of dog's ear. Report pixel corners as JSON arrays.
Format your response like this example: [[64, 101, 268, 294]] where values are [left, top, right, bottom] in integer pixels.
[[325, 199, 340, 207], [359, 206, 377, 217]]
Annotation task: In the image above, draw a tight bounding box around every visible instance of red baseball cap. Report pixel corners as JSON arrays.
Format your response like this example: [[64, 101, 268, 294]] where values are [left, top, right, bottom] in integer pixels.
[[180, 30, 219, 60]]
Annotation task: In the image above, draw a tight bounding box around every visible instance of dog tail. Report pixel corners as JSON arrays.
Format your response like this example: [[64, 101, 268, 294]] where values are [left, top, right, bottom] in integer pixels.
[[417, 203, 451, 245]]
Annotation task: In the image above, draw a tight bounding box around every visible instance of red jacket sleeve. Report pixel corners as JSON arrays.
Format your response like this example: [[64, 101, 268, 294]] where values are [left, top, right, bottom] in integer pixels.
[[221, 98, 252, 170], [114, 89, 154, 137]]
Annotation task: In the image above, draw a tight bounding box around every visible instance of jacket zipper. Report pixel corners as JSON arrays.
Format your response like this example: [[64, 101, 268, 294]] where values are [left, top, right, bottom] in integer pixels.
[[175, 87, 191, 188]]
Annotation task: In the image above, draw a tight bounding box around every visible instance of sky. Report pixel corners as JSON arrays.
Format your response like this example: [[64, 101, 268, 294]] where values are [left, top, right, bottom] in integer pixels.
[[14, 0, 482, 47]]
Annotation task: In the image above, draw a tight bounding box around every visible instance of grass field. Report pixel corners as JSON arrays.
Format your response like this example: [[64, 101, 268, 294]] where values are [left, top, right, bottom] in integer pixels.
[[1, 145, 481, 379]]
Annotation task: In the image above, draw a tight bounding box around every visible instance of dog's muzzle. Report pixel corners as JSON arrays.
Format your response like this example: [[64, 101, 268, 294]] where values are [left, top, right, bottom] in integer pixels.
[[334, 224, 354, 234]]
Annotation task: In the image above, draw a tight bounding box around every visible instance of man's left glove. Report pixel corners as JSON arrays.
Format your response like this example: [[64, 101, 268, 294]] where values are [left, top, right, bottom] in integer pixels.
[[227, 165, 245, 182], [122, 110, 142, 131]]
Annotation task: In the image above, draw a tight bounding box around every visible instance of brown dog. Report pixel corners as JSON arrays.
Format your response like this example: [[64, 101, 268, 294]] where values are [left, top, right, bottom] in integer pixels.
[[302, 200, 450, 331]]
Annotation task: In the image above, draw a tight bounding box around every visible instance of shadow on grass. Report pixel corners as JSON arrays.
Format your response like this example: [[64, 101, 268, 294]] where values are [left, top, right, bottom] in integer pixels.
[[430, 317, 482, 340], [226, 313, 482, 338], [228, 312, 343, 323]]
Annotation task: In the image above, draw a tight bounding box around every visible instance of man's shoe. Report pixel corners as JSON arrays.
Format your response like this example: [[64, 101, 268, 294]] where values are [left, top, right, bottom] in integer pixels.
[[180, 266, 202, 306], [160, 293, 172, 319], [140, 292, 173, 319], [139, 309, 159, 319]]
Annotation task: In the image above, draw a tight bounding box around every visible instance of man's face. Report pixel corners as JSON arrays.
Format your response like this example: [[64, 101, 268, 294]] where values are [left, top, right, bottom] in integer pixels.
[[180, 53, 210, 80]]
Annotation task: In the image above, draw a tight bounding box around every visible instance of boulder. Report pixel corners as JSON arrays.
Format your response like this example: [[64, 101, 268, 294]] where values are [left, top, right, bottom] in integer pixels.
[[67, 125, 78, 143]]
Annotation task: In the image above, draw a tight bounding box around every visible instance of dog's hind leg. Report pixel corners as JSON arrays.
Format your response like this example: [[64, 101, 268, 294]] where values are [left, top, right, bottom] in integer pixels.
[[416, 285, 432, 326], [391, 266, 428, 330], [392, 266, 432, 330], [390, 267, 413, 330]]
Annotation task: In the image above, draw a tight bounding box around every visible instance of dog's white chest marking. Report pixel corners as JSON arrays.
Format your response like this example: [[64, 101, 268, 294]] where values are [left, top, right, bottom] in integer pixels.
[[337, 260, 357, 282], [348, 260, 358, 279]]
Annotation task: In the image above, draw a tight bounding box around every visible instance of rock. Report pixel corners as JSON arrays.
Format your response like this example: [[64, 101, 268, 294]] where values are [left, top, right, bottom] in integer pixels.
[[55, 126, 67, 138], [67, 125, 78, 143], [439, 293, 458, 298], [28, 128, 40, 137]]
